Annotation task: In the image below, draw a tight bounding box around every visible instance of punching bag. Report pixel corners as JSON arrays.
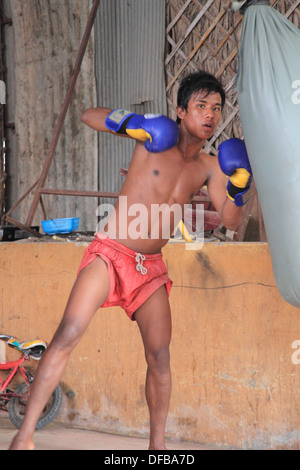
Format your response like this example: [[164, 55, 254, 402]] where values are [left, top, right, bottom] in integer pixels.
[[235, 0, 300, 308]]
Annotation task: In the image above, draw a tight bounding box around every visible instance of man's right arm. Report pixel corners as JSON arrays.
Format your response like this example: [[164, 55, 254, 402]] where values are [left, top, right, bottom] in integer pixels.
[[81, 107, 112, 133], [81, 107, 179, 153]]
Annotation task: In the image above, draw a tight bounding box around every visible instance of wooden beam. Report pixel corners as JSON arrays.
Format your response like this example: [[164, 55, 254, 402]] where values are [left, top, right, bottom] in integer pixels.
[[39, 189, 119, 199]]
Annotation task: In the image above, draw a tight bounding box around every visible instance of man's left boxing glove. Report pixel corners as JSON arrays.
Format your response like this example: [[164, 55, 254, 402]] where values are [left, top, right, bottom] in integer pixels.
[[218, 138, 252, 207], [105, 109, 179, 153]]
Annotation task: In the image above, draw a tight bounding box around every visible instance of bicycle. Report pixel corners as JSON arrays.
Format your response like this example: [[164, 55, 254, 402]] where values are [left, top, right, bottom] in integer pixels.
[[0, 334, 63, 430]]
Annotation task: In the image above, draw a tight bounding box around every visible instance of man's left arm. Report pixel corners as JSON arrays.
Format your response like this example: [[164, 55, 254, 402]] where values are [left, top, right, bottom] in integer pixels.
[[207, 138, 252, 231]]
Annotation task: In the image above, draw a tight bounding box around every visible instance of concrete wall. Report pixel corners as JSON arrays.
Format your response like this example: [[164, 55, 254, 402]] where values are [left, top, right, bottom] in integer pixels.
[[1, 240, 300, 449]]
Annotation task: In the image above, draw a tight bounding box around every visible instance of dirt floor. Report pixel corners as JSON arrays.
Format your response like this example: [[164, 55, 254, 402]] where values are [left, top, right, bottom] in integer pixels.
[[0, 416, 229, 451]]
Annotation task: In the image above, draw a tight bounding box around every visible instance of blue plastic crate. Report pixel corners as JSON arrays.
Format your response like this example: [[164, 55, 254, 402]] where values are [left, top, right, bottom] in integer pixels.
[[42, 217, 80, 235]]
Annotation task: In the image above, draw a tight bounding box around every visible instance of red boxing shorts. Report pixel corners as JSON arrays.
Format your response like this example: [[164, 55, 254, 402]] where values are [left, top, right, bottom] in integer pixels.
[[77, 234, 172, 320]]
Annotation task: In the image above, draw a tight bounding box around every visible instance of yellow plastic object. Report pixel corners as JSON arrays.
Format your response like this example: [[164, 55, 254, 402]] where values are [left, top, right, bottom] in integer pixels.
[[177, 220, 193, 242]]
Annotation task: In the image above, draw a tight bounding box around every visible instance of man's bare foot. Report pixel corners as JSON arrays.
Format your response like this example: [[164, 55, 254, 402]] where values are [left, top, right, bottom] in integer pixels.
[[9, 433, 35, 451]]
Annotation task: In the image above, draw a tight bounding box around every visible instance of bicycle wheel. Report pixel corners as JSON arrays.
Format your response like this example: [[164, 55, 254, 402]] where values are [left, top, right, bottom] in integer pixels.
[[8, 382, 63, 430]]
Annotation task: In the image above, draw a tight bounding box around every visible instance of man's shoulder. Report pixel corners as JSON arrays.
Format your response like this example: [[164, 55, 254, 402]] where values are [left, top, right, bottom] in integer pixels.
[[199, 150, 218, 165], [199, 150, 223, 184]]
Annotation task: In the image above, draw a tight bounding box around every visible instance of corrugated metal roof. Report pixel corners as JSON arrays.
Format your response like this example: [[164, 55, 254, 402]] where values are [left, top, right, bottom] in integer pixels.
[[94, 0, 167, 203]]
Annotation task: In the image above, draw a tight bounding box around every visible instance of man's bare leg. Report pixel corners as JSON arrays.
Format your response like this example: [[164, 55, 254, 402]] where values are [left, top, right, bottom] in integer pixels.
[[134, 285, 172, 450], [9, 257, 110, 450]]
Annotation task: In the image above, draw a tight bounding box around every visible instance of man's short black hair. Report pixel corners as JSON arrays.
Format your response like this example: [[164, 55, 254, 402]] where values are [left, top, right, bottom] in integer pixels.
[[177, 70, 225, 124]]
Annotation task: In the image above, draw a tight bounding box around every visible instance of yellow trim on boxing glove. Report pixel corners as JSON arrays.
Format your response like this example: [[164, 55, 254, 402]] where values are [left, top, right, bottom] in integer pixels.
[[126, 128, 152, 143], [226, 191, 235, 202], [229, 168, 251, 189]]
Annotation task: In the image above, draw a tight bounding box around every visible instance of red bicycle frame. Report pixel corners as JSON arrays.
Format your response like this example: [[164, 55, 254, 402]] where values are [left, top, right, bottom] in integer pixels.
[[0, 353, 31, 400], [0, 336, 62, 430]]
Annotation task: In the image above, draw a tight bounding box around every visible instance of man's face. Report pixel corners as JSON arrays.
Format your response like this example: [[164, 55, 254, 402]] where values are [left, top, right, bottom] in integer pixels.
[[177, 90, 222, 140]]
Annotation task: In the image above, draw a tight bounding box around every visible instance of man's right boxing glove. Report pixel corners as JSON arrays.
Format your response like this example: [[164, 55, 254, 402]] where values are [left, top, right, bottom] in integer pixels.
[[105, 109, 179, 153], [218, 138, 252, 207]]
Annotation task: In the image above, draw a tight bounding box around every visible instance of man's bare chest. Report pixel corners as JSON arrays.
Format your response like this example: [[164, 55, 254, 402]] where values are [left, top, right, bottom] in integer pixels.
[[149, 157, 208, 203], [123, 148, 210, 205]]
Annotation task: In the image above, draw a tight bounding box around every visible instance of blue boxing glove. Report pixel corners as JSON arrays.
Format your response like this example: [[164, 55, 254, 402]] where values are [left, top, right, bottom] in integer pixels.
[[218, 138, 252, 207], [105, 109, 179, 153]]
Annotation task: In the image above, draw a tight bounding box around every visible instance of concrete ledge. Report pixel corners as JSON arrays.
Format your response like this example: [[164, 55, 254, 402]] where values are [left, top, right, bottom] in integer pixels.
[[0, 240, 299, 449]]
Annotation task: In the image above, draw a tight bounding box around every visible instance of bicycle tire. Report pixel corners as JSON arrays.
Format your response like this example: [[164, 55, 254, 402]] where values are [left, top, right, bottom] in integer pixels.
[[8, 382, 63, 430]]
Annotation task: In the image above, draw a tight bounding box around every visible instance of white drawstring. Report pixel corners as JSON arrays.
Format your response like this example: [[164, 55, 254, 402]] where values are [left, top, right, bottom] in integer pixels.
[[135, 253, 148, 275]]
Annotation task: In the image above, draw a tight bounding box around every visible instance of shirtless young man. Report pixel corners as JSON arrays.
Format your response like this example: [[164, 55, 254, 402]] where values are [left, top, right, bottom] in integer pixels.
[[9, 71, 252, 450]]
